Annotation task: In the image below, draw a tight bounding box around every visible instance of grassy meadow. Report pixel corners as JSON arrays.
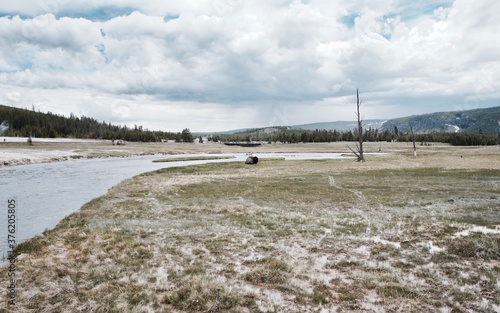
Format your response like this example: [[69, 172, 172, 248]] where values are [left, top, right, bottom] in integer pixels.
[[2, 142, 500, 312]]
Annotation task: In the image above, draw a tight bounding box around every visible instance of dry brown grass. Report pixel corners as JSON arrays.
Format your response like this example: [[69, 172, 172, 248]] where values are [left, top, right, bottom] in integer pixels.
[[2, 144, 500, 312]]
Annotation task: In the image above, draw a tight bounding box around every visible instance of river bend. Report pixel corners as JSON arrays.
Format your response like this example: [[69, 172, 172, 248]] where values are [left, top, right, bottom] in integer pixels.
[[1, 153, 344, 258]]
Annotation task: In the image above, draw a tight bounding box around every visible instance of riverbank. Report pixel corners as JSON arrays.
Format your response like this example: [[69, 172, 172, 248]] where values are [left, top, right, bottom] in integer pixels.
[[0, 137, 489, 167], [0, 137, 172, 167], [0, 138, 350, 167], [2, 144, 499, 312]]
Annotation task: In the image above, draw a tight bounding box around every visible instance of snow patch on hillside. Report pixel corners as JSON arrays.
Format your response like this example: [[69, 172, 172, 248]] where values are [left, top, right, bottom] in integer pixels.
[[445, 124, 460, 133], [0, 121, 9, 133]]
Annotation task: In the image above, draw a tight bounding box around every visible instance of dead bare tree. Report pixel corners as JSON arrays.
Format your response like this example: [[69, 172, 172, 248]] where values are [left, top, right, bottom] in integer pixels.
[[408, 122, 417, 157], [347, 89, 365, 162]]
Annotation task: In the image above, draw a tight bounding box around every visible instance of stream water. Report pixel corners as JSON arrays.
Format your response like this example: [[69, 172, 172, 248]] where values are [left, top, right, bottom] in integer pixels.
[[0, 152, 345, 258]]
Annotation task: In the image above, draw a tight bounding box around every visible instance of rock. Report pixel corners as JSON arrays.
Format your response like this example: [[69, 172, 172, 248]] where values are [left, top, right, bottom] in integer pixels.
[[245, 156, 259, 164]]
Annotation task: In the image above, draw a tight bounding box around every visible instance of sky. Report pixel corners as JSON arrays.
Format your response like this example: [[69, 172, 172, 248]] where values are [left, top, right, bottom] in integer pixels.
[[0, 0, 499, 132]]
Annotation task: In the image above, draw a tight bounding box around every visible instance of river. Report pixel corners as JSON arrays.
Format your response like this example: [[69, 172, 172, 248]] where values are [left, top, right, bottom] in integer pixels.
[[0, 152, 345, 259]]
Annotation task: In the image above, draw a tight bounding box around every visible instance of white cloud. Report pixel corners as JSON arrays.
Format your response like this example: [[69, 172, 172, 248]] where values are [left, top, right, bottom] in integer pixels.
[[0, 0, 499, 131]]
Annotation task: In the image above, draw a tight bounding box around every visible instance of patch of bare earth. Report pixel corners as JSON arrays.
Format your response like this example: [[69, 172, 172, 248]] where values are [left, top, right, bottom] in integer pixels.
[[2, 145, 500, 312]]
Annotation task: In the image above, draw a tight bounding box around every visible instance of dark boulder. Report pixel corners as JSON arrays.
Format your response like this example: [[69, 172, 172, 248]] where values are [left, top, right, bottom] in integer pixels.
[[245, 156, 259, 164]]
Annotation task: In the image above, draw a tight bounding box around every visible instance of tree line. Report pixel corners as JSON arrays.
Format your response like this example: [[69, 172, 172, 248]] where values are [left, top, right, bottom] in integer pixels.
[[0, 105, 191, 142], [1, 104, 497, 146], [209, 127, 498, 146]]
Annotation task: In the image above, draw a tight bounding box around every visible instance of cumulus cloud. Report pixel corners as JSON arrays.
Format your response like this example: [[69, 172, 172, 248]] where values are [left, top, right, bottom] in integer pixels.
[[0, 0, 499, 131]]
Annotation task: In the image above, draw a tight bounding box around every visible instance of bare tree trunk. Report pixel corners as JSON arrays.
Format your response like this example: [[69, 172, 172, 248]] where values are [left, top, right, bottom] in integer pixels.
[[355, 89, 365, 162], [409, 122, 417, 157], [346, 89, 365, 161]]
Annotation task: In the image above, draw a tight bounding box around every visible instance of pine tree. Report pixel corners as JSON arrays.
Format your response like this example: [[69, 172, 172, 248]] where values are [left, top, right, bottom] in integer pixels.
[[181, 128, 194, 143]]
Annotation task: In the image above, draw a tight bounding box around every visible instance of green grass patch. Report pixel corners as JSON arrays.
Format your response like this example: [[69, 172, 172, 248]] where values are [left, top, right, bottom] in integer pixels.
[[244, 257, 290, 285], [446, 233, 500, 260], [164, 280, 241, 311], [326, 259, 362, 270], [311, 282, 332, 304], [153, 155, 235, 162], [183, 262, 206, 276], [451, 215, 499, 226], [378, 285, 419, 299], [14, 235, 48, 255]]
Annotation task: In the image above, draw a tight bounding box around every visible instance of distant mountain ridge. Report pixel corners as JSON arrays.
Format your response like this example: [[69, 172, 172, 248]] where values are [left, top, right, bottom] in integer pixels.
[[286, 106, 500, 135], [3, 103, 498, 137], [292, 120, 386, 132], [213, 106, 500, 135], [378, 107, 500, 135]]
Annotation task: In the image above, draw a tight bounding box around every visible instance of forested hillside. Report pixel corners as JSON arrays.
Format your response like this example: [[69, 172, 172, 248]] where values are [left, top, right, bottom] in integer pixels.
[[379, 106, 500, 135], [292, 119, 386, 132], [2, 104, 498, 146], [0, 105, 178, 142], [217, 107, 500, 137], [212, 126, 498, 146]]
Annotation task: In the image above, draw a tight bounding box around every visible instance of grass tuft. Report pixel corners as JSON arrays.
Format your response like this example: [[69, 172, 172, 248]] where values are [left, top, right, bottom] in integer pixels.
[[244, 257, 290, 285], [446, 234, 500, 260], [378, 285, 419, 299]]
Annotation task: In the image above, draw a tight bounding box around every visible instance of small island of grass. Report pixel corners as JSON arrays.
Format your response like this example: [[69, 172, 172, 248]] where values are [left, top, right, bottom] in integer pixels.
[[152, 155, 236, 163]]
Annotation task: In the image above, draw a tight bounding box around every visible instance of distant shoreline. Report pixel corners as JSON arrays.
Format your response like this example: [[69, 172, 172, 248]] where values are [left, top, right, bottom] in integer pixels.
[[0, 152, 169, 167], [3, 138, 487, 168], [0, 136, 105, 143], [0, 137, 164, 167]]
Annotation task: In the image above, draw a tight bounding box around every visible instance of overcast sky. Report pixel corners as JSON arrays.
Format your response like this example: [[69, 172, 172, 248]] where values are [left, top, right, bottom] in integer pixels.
[[0, 1, 499, 132]]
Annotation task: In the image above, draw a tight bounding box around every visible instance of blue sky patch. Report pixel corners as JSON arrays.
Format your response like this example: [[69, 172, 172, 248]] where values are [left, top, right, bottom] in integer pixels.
[[392, 0, 454, 21], [340, 0, 453, 30], [340, 13, 358, 28], [0, 13, 32, 19], [59, 6, 137, 21], [164, 14, 179, 22]]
